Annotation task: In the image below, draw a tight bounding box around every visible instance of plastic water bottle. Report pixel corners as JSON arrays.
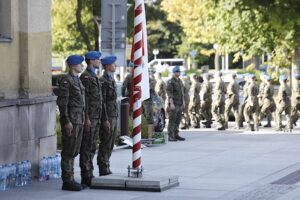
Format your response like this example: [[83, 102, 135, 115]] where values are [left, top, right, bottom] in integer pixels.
[[0, 165, 7, 191], [57, 155, 61, 178], [10, 164, 17, 188], [16, 162, 22, 186], [39, 157, 47, 182], [54, 155, 61, 178], [25, 160, 32, 184]]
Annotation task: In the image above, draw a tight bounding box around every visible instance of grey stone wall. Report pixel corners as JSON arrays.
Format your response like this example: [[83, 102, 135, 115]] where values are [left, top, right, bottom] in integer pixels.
[[0, 96, 57, 178]]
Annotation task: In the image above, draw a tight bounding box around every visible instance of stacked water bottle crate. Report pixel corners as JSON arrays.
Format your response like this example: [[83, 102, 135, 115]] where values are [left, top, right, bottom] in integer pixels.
[[0, 160, 32, 191], [39, 154, 61, 182]]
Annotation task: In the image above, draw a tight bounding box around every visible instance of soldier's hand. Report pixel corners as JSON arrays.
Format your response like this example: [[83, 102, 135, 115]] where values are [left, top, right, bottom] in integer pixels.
[[64, 122, 73, 136], [84, 118, 92, 132], [103, 120, 111, 132], [170, 103, 175, 110]]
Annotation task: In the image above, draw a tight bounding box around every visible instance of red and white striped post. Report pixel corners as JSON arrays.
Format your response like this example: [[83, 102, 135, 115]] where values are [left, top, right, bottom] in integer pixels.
[[132, 0, 144, 172]]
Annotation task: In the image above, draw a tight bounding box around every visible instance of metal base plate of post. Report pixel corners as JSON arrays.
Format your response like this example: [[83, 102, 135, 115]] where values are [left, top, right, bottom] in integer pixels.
[[91, 171, 179, 192]]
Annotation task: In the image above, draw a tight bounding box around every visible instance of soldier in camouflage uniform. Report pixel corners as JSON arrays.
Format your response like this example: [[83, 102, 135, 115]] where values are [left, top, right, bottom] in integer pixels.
[[291, 73, 300, 127], [142, 71, 156, 138], [189, 74, 201, 128], [212, 71, 226, 130], [166, 66, 185, 141], [57, 55, 85, 191], [97, 56, 118, 176], [239, 73, 251, 127], [180, 75, 191, 129], [122, 71, 132, 98], [122, 62, 133, 99], [224, 74, 240, 129], [155, 72, 167, 103], [275, 75, 292, 132], [200, 73, 213, 128], [259, 75, 275, 128], [79, 51, 104, 186], [243, 74, 260, 131]]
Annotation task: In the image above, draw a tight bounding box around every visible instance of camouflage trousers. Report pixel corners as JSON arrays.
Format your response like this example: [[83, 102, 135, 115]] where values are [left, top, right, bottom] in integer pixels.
[[189, 101, 201, 127], [275, 102, 291, 130], [79, 119, 100, 179], [97, 117, 118, 174], [291, 103, 300, 125], [61, 123, 83, 183], [243, 103, 260, 130], [259, 98, 275, 124], [200, 101, 212, 124], [168, 106, 183, 138], [224, 96, 239, 128], [212, 100, 225, 127], [180, 101, 190, 128], [143, 101, 154, 124]]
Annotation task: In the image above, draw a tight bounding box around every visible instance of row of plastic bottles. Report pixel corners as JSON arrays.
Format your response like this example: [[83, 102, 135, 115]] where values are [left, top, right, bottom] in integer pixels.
[[39, 155, 61, 182], [0, 160, 32, 191]]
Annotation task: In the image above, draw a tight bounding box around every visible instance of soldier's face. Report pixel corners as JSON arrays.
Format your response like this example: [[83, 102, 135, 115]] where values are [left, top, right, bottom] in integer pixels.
[[107, 63, 116, 72], [73, 63, 83, 73], [91, 59, 100, 68], [174, 72, 180, 78]]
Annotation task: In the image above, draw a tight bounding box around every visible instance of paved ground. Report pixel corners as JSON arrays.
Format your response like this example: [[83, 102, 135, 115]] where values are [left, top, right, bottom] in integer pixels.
[[2, 122, 300, 200]]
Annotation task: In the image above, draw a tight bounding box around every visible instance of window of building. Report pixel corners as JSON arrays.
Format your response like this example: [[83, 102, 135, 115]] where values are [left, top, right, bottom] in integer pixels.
[[0, 0, 12, 42]]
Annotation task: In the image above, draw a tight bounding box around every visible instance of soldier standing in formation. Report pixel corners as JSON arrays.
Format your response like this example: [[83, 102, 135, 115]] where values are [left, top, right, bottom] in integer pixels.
[[97, 56, 118, 176], [79, 51, 104, 186], [212, 71, 226, 130], [180, 75, 191, 129], [259, 75, 275, 128], [224, 74, 240, 129], [275, 75, 292, 132], [291, 73, 300, 127], [243, 74, 260, 131], [121, 63, 133, 99], [142, 71, 157, 138], [57, 55, 85, 191], [166, 66, 185, 141], [189, 73, 201, 128], [155, 72, 167, 103]]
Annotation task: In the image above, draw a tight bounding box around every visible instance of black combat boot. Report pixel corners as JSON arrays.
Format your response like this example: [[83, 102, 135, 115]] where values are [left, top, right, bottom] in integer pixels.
[[175, 135, 185, 141], [81, 177, 92, 187], [62, 181, 82, 191]]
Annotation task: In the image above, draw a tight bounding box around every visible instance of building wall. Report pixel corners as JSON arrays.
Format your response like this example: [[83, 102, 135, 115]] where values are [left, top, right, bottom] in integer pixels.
[[0, 0, 56, 177]]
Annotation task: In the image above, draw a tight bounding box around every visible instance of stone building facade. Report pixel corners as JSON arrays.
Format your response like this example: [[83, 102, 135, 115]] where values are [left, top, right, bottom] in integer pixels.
[[0, 0, 56, 177]]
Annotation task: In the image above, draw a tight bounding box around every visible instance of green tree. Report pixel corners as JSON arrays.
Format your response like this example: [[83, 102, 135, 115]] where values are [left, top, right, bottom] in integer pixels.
[[52, 0, 100, 56]]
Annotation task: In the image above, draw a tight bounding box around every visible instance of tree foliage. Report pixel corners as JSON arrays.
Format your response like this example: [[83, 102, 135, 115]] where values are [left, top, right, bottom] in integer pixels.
[[162, 0, 300, 68], [52, 0, 100, 56]]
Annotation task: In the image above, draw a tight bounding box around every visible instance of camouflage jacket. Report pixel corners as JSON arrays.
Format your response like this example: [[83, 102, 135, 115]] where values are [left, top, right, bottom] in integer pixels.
[[80, 68, 105, 120], [167, 76, 184, 106], [246, 81, 259, 106], [100, 72, 118, 118], [57, 73, 85, 125], [277, 83, 291, 105], [122, 74, 131, 98], [190, 80, 201, 104], [200, 80, 212, 103]]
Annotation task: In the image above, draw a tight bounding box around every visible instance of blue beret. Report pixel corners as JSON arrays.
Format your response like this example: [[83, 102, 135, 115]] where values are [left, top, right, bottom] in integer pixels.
[[101, 56, 117, 65], [172, 66, 180, 73], [66, 55, 84, 65], [265, 75, 272, 81], [280, 75, 288, 80], [294, 73, 300, 79], [85, 51, 101, 60]]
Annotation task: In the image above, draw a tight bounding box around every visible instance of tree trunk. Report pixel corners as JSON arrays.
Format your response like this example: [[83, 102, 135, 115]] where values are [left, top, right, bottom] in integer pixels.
[[214, 51, 220, 71], [251, 55, 261, 69], [76, 0, 92, 51]]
